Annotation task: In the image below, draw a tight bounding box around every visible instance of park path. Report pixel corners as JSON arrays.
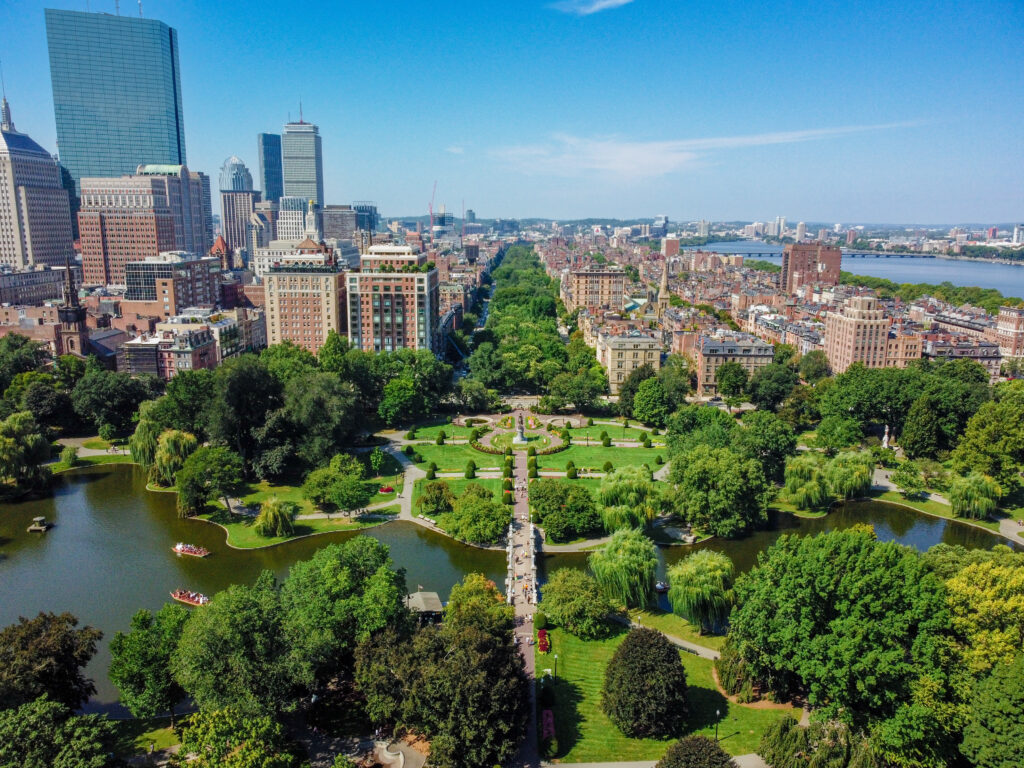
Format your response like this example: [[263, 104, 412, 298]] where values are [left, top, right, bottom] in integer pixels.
[[548, 756, 767, 768]]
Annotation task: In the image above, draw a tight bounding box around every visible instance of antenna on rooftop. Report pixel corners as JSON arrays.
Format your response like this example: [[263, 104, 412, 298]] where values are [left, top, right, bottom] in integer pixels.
[[115, 0, 120, 15], [138, 0, 143, 16], [0, 59, 6, 100], [299, 100, 303, 123]]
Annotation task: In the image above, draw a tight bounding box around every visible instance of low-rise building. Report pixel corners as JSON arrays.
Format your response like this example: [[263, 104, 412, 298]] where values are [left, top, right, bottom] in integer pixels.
[[695, 332, 773, 396], [117, 327, 217, 380], [597, 330, 661, 394], [0, 264, 82, 305], [923, 337, 1002, 382], [121, 251, 221, 319], [996, 306, 1024, 359]]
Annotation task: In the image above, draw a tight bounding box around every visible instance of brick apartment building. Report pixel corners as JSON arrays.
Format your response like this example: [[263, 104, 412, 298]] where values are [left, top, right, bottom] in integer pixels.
[[780, 242, 841, 295]]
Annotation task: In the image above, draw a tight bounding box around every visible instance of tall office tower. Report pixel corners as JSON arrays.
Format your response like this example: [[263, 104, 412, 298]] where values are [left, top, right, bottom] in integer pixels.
[[219, 156, 253, 192], [322, 205, 358, 240], [777, 216, 786, 236], [276, 196, 310, 240], [795, 222, 807, 242], [697, 219, 710, 237], [0, 97, 75, 267], [346, 245, 440, 353], [847, 229, 857, 245], [354, 202, 379, 232], [44, 9, 186, 203], [1014, 225, 1024, 245], [78, 164, 209, 285], [465, 209, 476, 223], [282, 120, 323, 207], [256, 133, 283, 204], [780, 243, 842, 295]]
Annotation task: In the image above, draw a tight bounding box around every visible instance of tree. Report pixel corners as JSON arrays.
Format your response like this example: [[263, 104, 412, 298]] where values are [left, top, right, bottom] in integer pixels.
[[0, 611, 102, 711], [734, 410, 797, 483], [538, 568, 612, 639], [777, 385, 821, 432], [715, 361, 748, 399], [22, 378, 74, 434], [443, 487, 507, 546], [539, 483, 601, 542], [160, 368, 216, 438], [588, 528, 658, 608], [900, 393, 944, 459], [602, 628, 688, 738], [891, 460, 926, 499], [71, 368, 153, 433], [948, 472, 1001, 519], [416, 480, 457, 517], [369, 446, 386, 475], [206, 355, 282, 472], [129, 404, 164, 468], [960, 655, 1024, 768], [747, 363, 798, 411], [254, 497, 298, 537], [149, 429, 198, 487], [658, 354, 694, 410], [814, 414, 862, 455], [616, 363, 656, 417], [0, 696, 115, 768], [667, 551, 734, 635], [53, 354, 86, 394], [260, 340, 319, 385], [783, 453, 831, 510], [175, 446, 244, 517], [301, 453, 371, 513], [657, 736, 736, 768], [378, 376, 422, 426], [444, 573, 515, 636], [759, 717, 877, 768], [823, 451, 874, 500], [176, 707, 299, 768], [729, 528, 957, 763], [798, 350, 831, 383], [0, 410, 51, 493], [109, 604, 189, 722], [951, 381, 1024, 493], [0, 334, 48, 393], [172, 572, 293, 714], [598, 466, 663, 531], [669, 445, 773, 538], [632, 377, 670, 427], [284, 372, 358, 468], [280, 537, 410, 689]]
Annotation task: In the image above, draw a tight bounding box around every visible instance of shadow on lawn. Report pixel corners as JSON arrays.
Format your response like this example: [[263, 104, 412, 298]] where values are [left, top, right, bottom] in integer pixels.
[[685, 683, 731, 733], [539, 674, 584, 758]]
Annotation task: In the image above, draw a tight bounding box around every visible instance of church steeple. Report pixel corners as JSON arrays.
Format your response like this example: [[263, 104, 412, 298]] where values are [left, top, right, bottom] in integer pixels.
[[63, 254, 79, 308]]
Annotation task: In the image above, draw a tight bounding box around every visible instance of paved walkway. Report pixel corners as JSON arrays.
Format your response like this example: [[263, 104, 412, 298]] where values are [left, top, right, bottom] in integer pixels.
[[548, 758, 766, 768]]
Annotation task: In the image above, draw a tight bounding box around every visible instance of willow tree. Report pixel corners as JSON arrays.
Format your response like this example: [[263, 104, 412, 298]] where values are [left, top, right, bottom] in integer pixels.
[[598, 466, 661, 531], [949, 473, 1001, 520], [667, 550, 735, 635], [823, 451, 874, 500], [254, 497, 297, 538], [129, 403, 163, 468], [588, 528, 657, 608], [150, 429, 198, 487], [783, 453, 831, 510]]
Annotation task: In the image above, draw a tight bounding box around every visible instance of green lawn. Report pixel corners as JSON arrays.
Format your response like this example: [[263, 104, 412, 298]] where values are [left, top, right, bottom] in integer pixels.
[[568, 425, 665, 444], [52, 453, 135, 473], [198, 506, 396, 549], [629, 609, 727, 652], [412, 477, 503, 509], [238, 480, 316, 515], [411, 443, 502, 471], [413, 422, 479, 440], [873, 490, 1000, 532], [538, 445, 665, 471], [111, 716, 179, 758], [538, 628, 796, 762]]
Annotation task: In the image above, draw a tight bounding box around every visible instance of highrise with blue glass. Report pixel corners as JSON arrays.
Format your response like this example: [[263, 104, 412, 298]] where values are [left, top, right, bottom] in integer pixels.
[[44, 9, 187, 201], [257, 133, 283, 204]]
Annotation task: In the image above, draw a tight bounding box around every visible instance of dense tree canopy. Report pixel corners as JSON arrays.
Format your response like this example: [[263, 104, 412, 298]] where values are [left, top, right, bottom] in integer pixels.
[[669, 445, 773, 537], [539, 568, 612, 640], [109, 604, 189, 721], [960, 654, 1024, 768], [0, 696, 116, 768], [177, 707, 300, 768], [589, 528, 658, 608], [657, 736, 736, 768], [667, 551, 735, 635]]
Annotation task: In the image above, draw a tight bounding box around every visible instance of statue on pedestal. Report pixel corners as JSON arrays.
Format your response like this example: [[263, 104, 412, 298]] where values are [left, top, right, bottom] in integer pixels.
[[513, 411, 528, 444], [882, 424, 890, 450]]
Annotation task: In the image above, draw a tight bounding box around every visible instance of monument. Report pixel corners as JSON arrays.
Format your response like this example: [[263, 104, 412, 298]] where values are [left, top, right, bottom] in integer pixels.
[[512, 411, 528, 445]]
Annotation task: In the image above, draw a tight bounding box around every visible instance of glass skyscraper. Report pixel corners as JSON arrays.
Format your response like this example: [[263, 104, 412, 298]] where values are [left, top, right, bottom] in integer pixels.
[[257, 133, 283, 204], [44, 9, 186, 198], [282, 121, 323, 208]]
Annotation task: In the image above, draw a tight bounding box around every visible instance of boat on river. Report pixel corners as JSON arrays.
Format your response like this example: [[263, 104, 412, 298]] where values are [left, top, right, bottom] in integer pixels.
[[173, 542, 210, 558], [171, 589, 209, 606], [27, 516, 51, 533], [655, 581, 669, 593]]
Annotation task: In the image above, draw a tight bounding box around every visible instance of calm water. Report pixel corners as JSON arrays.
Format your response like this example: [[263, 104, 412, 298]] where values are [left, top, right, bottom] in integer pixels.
[[0, 466, 1011, 712], [0, 466, 505, 713], [687, 241, 1024, 297]]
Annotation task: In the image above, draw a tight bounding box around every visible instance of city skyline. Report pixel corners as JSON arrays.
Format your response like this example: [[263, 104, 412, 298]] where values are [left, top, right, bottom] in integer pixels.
[[1, 0, 1021, 221]]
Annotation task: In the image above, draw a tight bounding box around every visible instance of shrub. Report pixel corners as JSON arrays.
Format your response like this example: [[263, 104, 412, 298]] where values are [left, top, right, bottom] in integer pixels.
[[528, 466, 538, 478], [642, 438, 652, 448], [651, 427, 659, 435], [623, 419, 630, 428], [503, 465, 513, 479], [59, 445, 79, 467], [603, 461, 613, 472], [504, 447, 513, 457], [565, 461, 575, 471], [527, 445, 536, 456], [534, 611, 548, 629], [655, 455, 664, 465], [602, 435, 612, 447], [412, 451, 423, 463], [541, 736, 559, 759], [436, 433, 445, 445], [639, 432, 648, 442], [602, 628, 688, 738], [567, 466, 578, 479], [98, 423, 116, 442], [587, 417, 594, 426], [403, 445, 414, 457], [503, 478, 513, 491], [503, 492, 514, 505], [425, 466, 436, 480], [405, 427, 417, 440], [656, 736, 734, 768], [465, 460, 476, 479], [527, 455, 537, 467], [600, 430, 609, 440]]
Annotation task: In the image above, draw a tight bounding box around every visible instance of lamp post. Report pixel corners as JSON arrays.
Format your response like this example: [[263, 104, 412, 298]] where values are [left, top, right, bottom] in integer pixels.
[[715, 708, 720, 742], [553, 654, 558, 677]]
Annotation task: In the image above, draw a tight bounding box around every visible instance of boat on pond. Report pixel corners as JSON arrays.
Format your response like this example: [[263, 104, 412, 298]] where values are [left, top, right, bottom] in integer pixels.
[[27, 516, 51, 533], [171, 589, 209, 606], [655, 581, 669, 593], [173, 542, 210, 558]]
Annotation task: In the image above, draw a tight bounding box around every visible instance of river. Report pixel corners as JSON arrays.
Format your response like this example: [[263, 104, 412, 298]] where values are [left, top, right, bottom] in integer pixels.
[[686, 241, 1024, 297], [0, 465, 1012, 712]]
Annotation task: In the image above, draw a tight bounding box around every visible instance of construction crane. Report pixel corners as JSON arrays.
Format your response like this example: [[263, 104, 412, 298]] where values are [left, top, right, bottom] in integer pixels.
[[461, 199, 466, 242], [428, 181, 437, 243]]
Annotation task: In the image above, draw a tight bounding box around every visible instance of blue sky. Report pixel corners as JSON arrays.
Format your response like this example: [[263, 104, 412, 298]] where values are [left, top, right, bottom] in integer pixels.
[[2, 0, 1022, 223]]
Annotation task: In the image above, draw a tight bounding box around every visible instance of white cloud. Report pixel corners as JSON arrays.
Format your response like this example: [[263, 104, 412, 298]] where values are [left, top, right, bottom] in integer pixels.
[[445, 145, 465, 155], [551, 0, 636, 16], [491, 122, 917, 179]]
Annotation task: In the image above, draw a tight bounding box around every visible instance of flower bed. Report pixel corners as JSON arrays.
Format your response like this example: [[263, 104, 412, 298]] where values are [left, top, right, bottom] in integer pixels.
[[538, 628, 550, 653]]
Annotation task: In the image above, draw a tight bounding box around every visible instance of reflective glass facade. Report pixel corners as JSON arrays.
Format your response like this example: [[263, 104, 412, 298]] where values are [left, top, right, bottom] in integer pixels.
[[45, 9, 186, 197], [257, 133, 283, 203], [281, 122, 323, 207]]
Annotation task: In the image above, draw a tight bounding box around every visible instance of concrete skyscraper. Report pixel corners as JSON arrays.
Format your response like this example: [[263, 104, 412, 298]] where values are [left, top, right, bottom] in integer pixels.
[[282, 119, 323, 208], [0, 97, 75, 268], [44, 9, 186, 201], [257, 133, 283, 204], [219, 157, 259, 261]]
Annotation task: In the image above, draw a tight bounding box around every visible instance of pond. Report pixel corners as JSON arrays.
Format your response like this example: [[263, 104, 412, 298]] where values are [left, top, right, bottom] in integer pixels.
[[0, 466, 505, 713], [0, 466, 1013, 712]]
